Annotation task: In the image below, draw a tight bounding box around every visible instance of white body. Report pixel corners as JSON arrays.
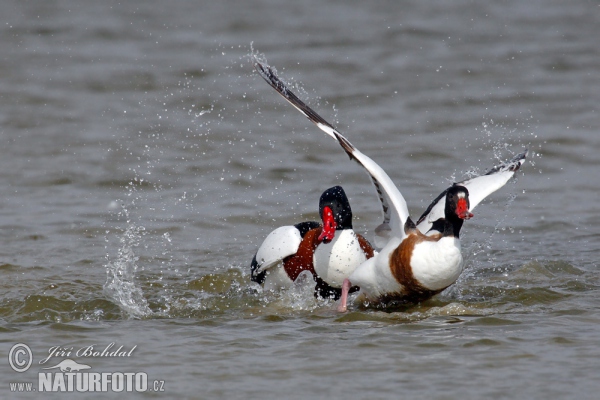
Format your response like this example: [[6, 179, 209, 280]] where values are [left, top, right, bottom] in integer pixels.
[[410, 237, 463, 290], [349, 236, 463, 300], [348, 237, 404, 299], [255, 225, 302, 290], [262, 263, 295, 291], [255, 225, 374, 291], [313, 230, 370, 288], [255, 225, 301, 273]]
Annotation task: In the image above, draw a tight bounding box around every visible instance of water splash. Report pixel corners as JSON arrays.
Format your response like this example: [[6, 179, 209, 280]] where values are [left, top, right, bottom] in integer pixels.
[[103, 205, 153, 319], [278, 270, 324, 311]]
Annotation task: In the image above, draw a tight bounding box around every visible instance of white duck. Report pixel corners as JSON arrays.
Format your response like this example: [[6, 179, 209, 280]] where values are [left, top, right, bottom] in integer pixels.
[[254, 59, 527, 311], [251, 185, 375, 299]]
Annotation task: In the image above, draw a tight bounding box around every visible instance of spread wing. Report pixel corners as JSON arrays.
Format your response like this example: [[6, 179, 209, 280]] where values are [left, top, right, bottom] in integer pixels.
[[416, 149, 528, 233], [254, 59, 410, 242]]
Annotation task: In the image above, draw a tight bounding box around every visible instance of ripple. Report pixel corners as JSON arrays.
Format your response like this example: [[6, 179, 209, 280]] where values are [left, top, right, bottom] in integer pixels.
[[465, 317, 521, 326], [463, 338, 505, 347]]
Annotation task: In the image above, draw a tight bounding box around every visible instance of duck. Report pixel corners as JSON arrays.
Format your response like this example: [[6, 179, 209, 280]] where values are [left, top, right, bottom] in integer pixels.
[[254, 59, 527, 311], [250, 185, 375, 299]]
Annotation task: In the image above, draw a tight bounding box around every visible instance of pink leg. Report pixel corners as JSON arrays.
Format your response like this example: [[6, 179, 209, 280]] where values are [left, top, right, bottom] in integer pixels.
[[337, 278, 351, 312]]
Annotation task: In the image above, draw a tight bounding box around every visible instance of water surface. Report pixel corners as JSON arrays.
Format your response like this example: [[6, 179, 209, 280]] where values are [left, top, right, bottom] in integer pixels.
[[1, 1, 599, 398]]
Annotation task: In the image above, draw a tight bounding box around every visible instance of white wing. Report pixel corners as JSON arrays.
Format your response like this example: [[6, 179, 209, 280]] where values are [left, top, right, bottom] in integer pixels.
[[255, 60, 410, 241], [416, 149, 528, 233], [255, 226, 302, 273]]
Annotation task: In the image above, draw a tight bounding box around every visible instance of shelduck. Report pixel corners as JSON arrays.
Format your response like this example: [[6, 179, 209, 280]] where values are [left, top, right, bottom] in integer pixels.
[[254, 59, 527, 311], [251, 185, 375, 299]]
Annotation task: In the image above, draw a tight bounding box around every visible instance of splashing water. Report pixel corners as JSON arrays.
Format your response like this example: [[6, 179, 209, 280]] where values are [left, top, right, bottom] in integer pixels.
[[276, 270, 324, 311], [104, 206, 153, 319]]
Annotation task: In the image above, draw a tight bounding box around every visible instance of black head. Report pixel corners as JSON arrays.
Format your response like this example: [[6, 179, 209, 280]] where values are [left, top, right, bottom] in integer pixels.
[[445, 185, 473, 221], [442, 185, 473, 238], [318, 186, 353, 243], [318, 186, 353, 229]]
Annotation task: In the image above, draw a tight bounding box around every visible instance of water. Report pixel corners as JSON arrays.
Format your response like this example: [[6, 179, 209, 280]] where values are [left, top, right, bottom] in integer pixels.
[[1, 0, 599, 398]]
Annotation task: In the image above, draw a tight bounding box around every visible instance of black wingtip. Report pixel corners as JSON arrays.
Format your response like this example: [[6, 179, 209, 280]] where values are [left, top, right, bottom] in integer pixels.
[[253, 59, 270, 81], [253, 59, 285, 93], [507, 148, 529, 172], [253, 58, 343, 136], [253, 57, 267, 77], [484, 148, 529, 175]]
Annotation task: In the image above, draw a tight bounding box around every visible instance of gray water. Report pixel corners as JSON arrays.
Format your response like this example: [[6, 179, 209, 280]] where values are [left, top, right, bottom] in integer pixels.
[[1, 0, 599, 398]]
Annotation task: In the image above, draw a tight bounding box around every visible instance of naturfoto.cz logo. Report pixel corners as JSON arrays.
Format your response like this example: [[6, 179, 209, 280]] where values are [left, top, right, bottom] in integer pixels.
[[8, 343, 165, 393]]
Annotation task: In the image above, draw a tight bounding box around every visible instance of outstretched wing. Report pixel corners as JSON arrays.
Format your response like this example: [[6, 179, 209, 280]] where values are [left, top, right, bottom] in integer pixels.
[[254, 59, 409, 241], [416, 149, 528, 233]]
